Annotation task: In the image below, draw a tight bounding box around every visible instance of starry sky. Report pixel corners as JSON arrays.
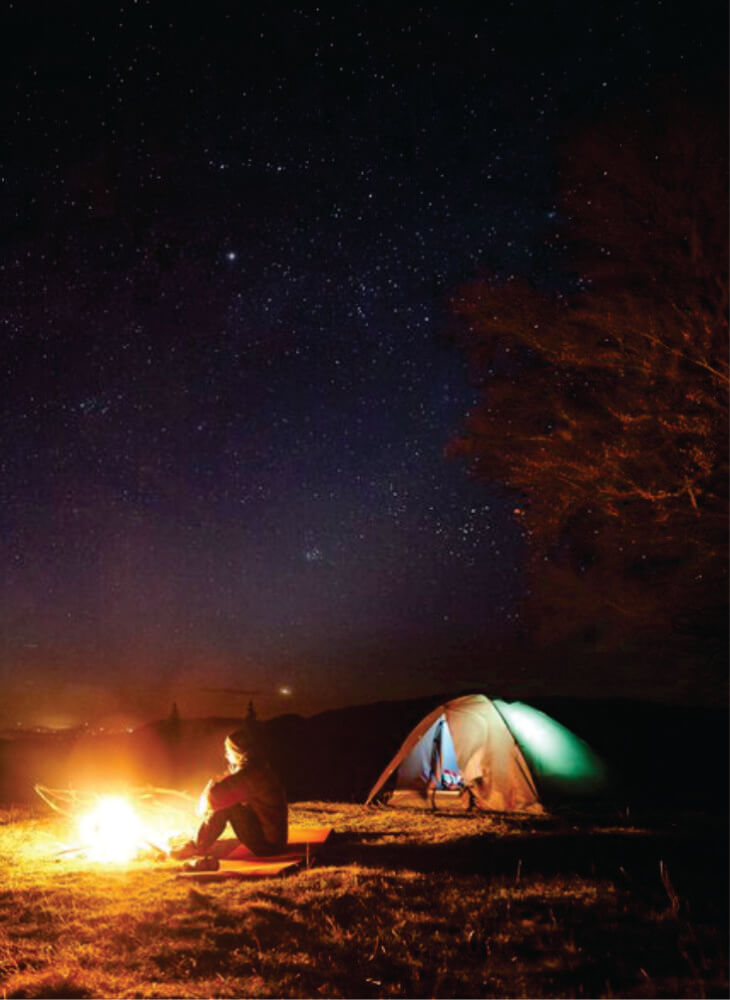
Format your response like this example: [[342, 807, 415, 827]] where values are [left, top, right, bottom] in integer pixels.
[[1, 1, 725, 726]]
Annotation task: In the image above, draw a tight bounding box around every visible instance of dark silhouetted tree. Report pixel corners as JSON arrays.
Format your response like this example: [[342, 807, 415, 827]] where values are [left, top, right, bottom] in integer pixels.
[[449, 100, 728, 655], [167, 702, 181, 742]]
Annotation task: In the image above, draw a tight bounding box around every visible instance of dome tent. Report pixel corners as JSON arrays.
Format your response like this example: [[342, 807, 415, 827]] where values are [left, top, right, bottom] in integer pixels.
[[366, 694, 607, 813]]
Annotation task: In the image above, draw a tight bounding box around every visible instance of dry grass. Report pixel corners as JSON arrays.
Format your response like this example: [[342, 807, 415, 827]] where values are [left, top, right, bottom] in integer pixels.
[[0, 802, 726, 998]]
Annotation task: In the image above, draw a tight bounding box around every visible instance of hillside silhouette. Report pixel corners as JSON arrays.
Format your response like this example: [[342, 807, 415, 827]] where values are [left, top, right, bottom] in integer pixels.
[[1, 694, 726, 813]]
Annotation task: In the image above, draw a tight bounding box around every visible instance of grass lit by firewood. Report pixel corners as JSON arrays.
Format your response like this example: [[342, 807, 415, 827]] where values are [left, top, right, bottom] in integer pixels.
[[0, 803, 726, 999]]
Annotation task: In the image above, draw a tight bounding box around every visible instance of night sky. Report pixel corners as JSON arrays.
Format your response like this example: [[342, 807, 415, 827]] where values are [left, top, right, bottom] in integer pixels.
[[1, 2, 725, 726]]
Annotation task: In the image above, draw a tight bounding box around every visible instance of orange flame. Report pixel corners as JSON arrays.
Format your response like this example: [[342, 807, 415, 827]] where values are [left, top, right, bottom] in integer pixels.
[[78, 796, 143, 862]]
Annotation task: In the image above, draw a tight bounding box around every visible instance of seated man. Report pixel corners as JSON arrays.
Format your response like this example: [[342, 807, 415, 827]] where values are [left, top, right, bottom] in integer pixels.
[[173, 727, 288, 862]]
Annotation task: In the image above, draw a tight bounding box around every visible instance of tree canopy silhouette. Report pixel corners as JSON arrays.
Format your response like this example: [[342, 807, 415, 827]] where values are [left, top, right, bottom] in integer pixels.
[[450, 101, 728, 653]]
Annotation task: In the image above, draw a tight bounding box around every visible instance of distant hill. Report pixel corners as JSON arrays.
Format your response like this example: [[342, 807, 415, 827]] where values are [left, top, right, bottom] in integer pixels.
[[259, 693, 729, 809], [1, 694, 726, 811]]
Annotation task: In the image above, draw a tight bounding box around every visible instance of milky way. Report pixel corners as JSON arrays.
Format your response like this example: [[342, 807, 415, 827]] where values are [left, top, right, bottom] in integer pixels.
[[1, 2, 723, 723]]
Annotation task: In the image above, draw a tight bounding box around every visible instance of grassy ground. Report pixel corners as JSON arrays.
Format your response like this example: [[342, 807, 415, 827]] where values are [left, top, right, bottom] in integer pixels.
[[0, 801, 726, 998]]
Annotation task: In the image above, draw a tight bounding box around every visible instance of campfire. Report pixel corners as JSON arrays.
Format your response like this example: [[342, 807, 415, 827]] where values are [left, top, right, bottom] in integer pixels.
[[35, 785, 197, 863]]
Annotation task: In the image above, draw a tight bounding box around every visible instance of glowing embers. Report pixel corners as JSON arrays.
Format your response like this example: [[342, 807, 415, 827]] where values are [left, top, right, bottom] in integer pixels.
[[78, 795, 143, 863]]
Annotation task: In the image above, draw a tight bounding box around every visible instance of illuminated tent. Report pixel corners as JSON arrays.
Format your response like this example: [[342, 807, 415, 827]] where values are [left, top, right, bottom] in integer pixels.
[[366, 694, 607, 813]]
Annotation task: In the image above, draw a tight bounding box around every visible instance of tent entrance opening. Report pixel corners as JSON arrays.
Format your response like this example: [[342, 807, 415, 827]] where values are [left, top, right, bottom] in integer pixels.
[[397, 715, 464, 792]]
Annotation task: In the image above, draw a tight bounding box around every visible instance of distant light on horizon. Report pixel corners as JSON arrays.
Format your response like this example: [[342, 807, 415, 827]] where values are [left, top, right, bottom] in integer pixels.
[[32, 714, 79, 732]]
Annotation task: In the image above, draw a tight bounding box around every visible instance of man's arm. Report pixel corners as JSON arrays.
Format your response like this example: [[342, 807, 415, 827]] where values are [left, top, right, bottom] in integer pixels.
[[204, 770, 249, 811]]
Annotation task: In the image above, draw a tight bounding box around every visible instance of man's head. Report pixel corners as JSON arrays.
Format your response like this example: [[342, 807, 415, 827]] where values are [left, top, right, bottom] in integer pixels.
[[224, 728, 255, 771]]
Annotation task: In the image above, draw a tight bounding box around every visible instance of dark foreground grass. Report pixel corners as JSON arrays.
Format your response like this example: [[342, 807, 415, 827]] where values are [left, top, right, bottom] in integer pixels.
[[0, 802, 727, 998]]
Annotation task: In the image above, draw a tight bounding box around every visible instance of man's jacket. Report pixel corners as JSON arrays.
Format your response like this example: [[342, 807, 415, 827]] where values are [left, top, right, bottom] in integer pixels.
[[206, 760, 288, 847]]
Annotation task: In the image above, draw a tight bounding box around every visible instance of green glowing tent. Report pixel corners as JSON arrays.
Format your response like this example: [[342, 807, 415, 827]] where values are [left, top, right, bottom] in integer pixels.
[[366, 694, 607, 813]]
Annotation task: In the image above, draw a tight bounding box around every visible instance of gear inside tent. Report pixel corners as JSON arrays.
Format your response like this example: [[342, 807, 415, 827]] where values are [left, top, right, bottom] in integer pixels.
[[366, 694, 607, 813]]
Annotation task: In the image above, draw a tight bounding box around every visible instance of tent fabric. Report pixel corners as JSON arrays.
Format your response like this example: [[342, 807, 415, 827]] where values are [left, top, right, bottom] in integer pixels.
[[493, 699, 608, 796], [367, 694, 543, 814]]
